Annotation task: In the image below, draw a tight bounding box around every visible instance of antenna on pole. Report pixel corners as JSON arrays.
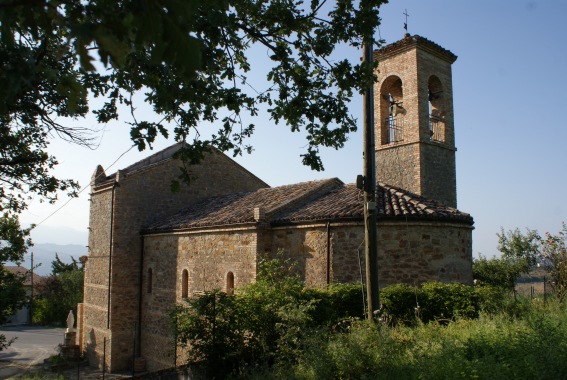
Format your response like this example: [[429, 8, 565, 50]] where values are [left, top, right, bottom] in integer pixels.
[[403, 9, 410, 34]]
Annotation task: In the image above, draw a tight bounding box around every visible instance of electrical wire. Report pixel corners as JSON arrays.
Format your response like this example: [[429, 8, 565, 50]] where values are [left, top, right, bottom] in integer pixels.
[[31, 144, 136, 229]]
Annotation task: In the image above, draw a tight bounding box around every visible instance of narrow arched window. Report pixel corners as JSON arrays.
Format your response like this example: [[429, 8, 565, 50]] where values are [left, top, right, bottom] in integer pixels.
[[380, 76, 404, 144], [226, 272, 235, 295], [147, 268, 153, 294], [428, 75, 445, 142], [182, 269, 189, 299]]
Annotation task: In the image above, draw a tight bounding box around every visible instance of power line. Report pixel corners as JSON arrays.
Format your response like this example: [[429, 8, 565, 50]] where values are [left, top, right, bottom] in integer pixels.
[[32, 144, 136, 229]]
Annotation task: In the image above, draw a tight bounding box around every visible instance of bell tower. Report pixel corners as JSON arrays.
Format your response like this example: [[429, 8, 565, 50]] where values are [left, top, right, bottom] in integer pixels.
[[374, 34, 458, 208]]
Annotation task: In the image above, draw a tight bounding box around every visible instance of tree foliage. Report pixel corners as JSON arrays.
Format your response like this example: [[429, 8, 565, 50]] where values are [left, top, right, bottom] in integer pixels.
[[33, 254, 84, 326], [1, 0, 384, 345], [497, 227, 540, 273], [473, 254, 525, 291], [480, 224, 567, 302], [1, 0, 384, 215], [0, 213, 30, 350], [538, 222, 567, 301], [0, 214, 30, 330]]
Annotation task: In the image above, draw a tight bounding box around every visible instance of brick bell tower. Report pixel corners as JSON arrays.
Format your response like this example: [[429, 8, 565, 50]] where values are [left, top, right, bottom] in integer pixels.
[[374, 34, 458, 208]]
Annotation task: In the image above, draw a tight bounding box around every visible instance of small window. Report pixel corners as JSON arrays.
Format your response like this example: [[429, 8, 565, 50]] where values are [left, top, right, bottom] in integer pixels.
[[226, 272, 235, 295], [182, 269, 189, 299], [147, 268, 153, 294]]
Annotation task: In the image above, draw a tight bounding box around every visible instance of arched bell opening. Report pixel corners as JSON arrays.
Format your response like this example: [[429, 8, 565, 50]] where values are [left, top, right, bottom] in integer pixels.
[[428, 75, 446, 142], [380, 76, 405, 144]]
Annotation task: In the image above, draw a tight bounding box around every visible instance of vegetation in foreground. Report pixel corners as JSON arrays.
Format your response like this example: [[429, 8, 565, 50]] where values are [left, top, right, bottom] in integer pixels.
[[262, 300, 567, 379], [173, 251, 567, 379]]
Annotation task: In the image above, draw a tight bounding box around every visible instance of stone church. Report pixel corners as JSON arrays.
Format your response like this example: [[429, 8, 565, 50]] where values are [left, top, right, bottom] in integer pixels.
[[77, 34, 474, 373]]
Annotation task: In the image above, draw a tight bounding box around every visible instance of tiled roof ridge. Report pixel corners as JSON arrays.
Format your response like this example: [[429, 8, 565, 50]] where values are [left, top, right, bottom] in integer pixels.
[[142, 178, 343, 233], [374, 34, 457, 63], [121, 142, 184, 175], [263, 178, 343, 217], [144, 178, 473, 233], [93, 142, 185, 188], [271, 181, 472, 225], [92, 143, 269, 190]]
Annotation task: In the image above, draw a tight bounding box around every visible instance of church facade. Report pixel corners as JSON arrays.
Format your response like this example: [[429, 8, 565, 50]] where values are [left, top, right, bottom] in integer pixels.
[[77, 35, 474, 373]]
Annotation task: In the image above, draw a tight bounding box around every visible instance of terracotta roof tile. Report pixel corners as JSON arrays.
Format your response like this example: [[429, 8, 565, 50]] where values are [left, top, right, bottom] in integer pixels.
[[375, 34, 457, 63], [144, 179, 473, 234], [272, 183, 472, 224], [4, 266, 43, 286], [144, 178, 343, 232]]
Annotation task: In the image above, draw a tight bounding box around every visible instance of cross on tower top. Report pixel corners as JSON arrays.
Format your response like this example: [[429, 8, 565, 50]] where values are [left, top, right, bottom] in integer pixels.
[[403, 9, 410, 33]]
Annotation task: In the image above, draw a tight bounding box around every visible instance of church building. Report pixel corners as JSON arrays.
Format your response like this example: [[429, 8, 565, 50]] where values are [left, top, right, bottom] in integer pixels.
[[77, 34, 474, 373]]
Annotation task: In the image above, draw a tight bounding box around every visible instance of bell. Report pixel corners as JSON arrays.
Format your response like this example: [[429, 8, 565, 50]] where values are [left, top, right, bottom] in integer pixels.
[[390, 103, 405, 116]]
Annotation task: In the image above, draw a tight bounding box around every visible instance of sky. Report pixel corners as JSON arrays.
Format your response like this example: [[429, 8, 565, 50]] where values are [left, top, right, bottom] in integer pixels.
[[20, 0, 567, 261]]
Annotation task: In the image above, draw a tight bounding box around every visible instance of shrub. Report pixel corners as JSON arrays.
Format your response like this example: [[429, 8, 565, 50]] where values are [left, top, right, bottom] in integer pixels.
[[173, 290, 245, 379], [381, 282, 480, 325], [174, 258, 369, 377], [539, 223, 567, 302], [474, 284, 507, 314], [262, 299, 567, 379], [380, 283, 419, 325], [420, 281, 479, 321], [307, 283, 365, 325], [473, 255, 524, 290]]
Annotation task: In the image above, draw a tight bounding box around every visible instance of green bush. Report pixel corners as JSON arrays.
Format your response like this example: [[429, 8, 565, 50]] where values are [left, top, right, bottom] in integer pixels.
[[474, 284, 507, 314], [306, 283, 365, 325], [420, 281, 479, 321], [261, 299, 567, 379], [381, 282, 480, 325], [174, 258, 368, 377], [380, 283, 419, 325]]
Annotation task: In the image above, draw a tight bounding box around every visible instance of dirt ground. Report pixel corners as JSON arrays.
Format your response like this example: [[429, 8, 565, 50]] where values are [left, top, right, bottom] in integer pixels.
[[515, 268, 552, 296]]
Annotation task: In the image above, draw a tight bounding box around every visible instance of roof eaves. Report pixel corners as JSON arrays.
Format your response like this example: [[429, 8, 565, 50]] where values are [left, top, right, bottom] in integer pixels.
[[142, 221, 259, 235]]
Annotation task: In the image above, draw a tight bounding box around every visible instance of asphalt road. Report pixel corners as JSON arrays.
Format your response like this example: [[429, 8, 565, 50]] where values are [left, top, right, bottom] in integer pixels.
[[0, 326, 65, 379]]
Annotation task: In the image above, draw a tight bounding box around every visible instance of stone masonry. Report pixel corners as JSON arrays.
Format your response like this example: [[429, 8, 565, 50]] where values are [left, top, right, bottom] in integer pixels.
[[139, 216, 472, 371], [375, 34, 458, 207], [80, 145, 268, 372]]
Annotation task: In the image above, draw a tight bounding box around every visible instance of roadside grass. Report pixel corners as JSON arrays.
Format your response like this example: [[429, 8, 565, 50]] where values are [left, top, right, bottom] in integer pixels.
[[17, 370, 66, 380]]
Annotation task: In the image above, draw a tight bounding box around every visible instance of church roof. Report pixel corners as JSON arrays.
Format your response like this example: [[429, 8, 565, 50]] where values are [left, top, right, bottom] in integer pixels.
[[375, 34, 457, 63], [92, 142, 267, 190], [143, 179, 472, 233]]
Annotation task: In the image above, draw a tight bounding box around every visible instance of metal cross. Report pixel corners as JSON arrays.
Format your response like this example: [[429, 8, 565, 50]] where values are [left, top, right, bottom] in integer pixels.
[[403, 9, 410, 32]]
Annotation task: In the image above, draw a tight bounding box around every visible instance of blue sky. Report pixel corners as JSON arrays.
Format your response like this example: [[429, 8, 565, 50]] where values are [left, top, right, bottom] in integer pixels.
[[21, 0, 567, 259]]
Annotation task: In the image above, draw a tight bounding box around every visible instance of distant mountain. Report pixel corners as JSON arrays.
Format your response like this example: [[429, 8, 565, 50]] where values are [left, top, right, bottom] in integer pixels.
[[8, 243, 88, 276]]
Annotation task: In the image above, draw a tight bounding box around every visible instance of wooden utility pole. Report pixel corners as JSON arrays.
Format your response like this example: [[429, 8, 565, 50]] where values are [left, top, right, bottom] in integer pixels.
[[30, 251, 34, 325], [362, 39, 380, 320]]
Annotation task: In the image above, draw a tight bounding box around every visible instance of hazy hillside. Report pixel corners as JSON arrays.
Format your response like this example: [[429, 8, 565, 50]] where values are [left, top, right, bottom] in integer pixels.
[[7, 243, 87, 276]]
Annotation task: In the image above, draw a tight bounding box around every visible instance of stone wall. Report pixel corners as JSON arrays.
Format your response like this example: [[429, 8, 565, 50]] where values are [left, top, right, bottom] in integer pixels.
[[420, 143, 457, 207], [82, 186, 113, 370], [269, 221, 473, 287], [269, 227, 329, 287], [376, 143, 421, 196], [140, 229, 259, 372], [138, 217, 472, 372], [84, 150, 268, 372]]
